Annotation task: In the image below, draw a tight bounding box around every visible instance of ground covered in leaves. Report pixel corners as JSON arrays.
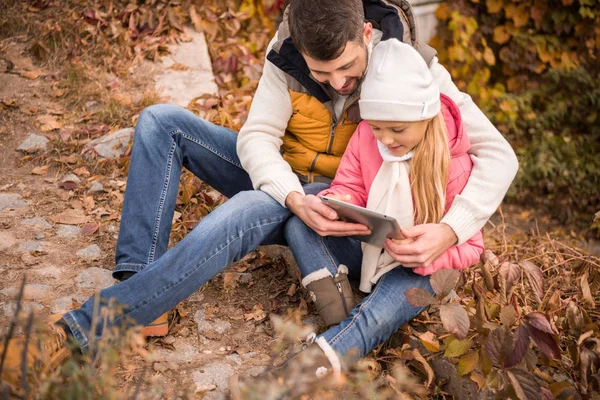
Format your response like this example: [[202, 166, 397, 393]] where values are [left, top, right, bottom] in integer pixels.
[[1, 0, 599, 399]]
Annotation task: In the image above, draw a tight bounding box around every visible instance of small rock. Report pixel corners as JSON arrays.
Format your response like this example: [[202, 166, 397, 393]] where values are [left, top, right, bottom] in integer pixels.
[[0, 287, 18, 297], [202, 390, 226, 400], [246, 366, 266, 377], [0, 232, 17, 251], [85, 100, 100, 112], [240, 352, 257, 359], [191, 362, 234, 391], [194, 384, 216, 393], [177, 326, 191, 337], [163, 336, 176, 345], [0, 193, 29, 212], [35, 232, 45, 240], [195, 310, 232, 335], [88, 182, 104, 194], [51, 294, 88, 314], [203, 350, 213, 354], [76, 244, 102, 260], [18, 241, 47, 252], [56, 224, 80, 238], [76, 267, 114, 289], [61, 173, 81, 185], [23, 284, 50, 300], [2, 301, 44, 317], [17, 133, 48, 153], [152, 339, 199, 364], [83, 127, 134, 160], [239, 273, 252, 283], [34, 266, 63, 279], [21, 216, 52, 230], [153, 362, 169, 373], [226, 354, 242, 366]]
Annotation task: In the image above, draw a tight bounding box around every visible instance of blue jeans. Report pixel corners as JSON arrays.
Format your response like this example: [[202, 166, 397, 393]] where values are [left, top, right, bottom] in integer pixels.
[[284, 216, 434, 360], [61, 104, 325, 350]]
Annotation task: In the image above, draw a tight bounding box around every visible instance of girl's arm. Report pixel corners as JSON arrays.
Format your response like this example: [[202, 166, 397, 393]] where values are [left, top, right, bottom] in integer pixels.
[[412, 231, 484, 276], [318, 125, 369, 207]]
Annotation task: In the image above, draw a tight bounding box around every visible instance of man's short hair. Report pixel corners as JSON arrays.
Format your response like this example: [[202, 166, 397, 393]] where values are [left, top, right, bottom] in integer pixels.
[[288, 0, 365, 61]]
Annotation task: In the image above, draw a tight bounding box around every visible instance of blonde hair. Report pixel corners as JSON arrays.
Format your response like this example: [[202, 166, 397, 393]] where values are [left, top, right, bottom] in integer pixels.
[[410, 112, 450, 225]]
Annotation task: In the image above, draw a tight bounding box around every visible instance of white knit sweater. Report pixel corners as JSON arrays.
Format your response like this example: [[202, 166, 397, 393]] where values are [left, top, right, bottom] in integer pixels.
[[236, 32, 518, 245]]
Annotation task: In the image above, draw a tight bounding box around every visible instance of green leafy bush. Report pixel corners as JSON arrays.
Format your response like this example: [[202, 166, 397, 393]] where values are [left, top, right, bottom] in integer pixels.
[[432, 0, 600, 230]]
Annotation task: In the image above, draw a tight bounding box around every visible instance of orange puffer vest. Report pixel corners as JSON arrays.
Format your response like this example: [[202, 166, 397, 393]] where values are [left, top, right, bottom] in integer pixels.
[[267, 0, 437, 184]]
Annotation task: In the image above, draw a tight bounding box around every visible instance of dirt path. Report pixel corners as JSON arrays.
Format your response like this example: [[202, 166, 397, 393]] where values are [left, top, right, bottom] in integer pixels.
[[0, 35, 317, 399]]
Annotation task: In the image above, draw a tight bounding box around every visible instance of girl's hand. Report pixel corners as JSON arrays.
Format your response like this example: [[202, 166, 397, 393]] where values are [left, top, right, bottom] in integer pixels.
[[384, 236, 416, 266], [384, 224, 457, 268], [323, 193, 352, 202]]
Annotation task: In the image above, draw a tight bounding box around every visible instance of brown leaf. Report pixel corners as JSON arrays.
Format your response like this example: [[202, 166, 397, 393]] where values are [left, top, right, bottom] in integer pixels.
[[500, 306, 517, 327], [59, 180, 79, 190], [579, 273, 596, 308], [81, 222, 99, 236], [50, 209, 89, 225], [505, 324, 530, 368], [51, 88, 65, 98], [2, 99, 17, 107], [498, 262, 520, 300], [566, 301, 585, 330], [223, 272, 241, 290], [410, 348, 435, 387], [36, 114, 62, 131], [470, 371, 485, 389], [506, 369, 541, 400], [73, 167, 90, 177], [287, 283, 297, 297], [439, 303, 470, 340], [430, 269, 460, 297], [31, 165, 49, 175], [244, 303, 267, 322], [405, 288, 437, 307], [519, 261, 544, 302], [486, 327, 508, 365], [82, 196, 95, 211]]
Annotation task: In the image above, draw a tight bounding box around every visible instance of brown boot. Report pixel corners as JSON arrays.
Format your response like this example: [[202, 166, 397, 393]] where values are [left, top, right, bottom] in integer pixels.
[[304, 265, 357, 327]]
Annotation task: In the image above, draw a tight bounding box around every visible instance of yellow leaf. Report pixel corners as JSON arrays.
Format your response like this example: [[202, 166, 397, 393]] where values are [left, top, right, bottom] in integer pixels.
[[31, 165, 49, 175], [493, 26, 511, 44], [483, 47, 496, 66], [512, 5, 530, 28], [458, 351, 480, 376], [418, 331, 441, 352], [448, 45, 466, 62], [486, 0, 503, 13], [444, 338, 474, 358], [20, 69, 43, 80], [470, 371, 486, 388], [435, 3, 450, 20]]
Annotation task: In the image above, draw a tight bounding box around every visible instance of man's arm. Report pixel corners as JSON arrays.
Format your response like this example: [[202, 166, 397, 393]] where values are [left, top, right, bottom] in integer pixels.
[[431, 57, 518, 244], [237, 39, 303, 206]]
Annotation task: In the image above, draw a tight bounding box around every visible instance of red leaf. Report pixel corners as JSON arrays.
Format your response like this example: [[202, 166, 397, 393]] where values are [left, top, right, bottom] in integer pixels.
[[505, 324, 530, 368], [527, 324, 561, 359], [81, 222, 99, 236], [486, 327, 506, 365], [404, 288, 437, 307], [525, 312, 555, 334], [430, 269, 460, 297], [498, 262, 520, 293], [439, 303, 470, 340]]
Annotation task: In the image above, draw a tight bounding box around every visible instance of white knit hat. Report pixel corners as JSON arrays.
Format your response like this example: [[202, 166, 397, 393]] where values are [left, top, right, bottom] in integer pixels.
[[359, 39, 440, 121]]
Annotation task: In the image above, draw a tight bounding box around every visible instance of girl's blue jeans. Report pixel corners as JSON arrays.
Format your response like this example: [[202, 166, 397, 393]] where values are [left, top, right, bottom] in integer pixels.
[[61, 104, 433, 360]]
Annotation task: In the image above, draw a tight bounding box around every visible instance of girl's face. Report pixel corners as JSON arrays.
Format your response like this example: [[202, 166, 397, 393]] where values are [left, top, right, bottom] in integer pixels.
[[368, 119, 430, 157]]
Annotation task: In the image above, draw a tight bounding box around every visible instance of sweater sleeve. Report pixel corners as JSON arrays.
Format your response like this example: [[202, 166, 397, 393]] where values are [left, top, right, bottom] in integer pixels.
[[413, 231, 484, 275], [429, 57, 518, 244], [236, 37, 303, 207], [318, 126, 368, 207]]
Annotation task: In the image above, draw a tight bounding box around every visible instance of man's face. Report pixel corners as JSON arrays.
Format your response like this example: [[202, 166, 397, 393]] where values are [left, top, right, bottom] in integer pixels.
[[303, 23, 372, 96]]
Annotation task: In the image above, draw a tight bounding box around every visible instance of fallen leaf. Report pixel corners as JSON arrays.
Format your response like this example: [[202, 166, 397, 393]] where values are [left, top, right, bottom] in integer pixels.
[[81, 222, 99, 236], [2, 99, 17, 107], [82, 196, 95, 210], [457, 350, 479, 376], [506, 369, 541, 400], [50, 209, 89, 225], [418, 331, 440, 353], [172, 210, 182, 224], [20, 69, 43, 79], [444, 338, 474, 358], [223, 272, 241, 290], [73, 166, 90, 177], [51, 89, 65, 98], [244, 303, 267, 322], [440, 303, 470, 340], [0, 126, 7, 135], [31, 165, 49, 175], [287, 283, 297, 297], [37, 114, 62, 131]]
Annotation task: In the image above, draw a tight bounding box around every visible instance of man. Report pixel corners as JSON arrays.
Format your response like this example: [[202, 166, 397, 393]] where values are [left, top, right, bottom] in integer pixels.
[[1, 0, 517, 392]]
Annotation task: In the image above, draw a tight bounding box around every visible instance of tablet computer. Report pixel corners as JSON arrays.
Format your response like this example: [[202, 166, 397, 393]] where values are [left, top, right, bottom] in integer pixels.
[[320, 196, 402, 247]]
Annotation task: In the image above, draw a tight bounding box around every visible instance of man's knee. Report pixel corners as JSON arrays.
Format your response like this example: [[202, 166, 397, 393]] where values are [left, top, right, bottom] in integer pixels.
[[135, 104, 196, 142]]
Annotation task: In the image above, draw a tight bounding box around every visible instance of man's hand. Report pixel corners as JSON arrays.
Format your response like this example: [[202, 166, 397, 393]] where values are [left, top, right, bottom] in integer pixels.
[[383, 223, 458, 268], [285, 191, 370, 237]]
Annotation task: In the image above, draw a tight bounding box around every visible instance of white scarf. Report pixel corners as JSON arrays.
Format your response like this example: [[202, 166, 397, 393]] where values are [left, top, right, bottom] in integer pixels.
[[359, 143, 415, 293]]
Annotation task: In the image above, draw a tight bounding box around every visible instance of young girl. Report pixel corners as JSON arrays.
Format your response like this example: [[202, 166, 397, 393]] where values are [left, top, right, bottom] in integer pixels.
[[274, 39, 485, 386]]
